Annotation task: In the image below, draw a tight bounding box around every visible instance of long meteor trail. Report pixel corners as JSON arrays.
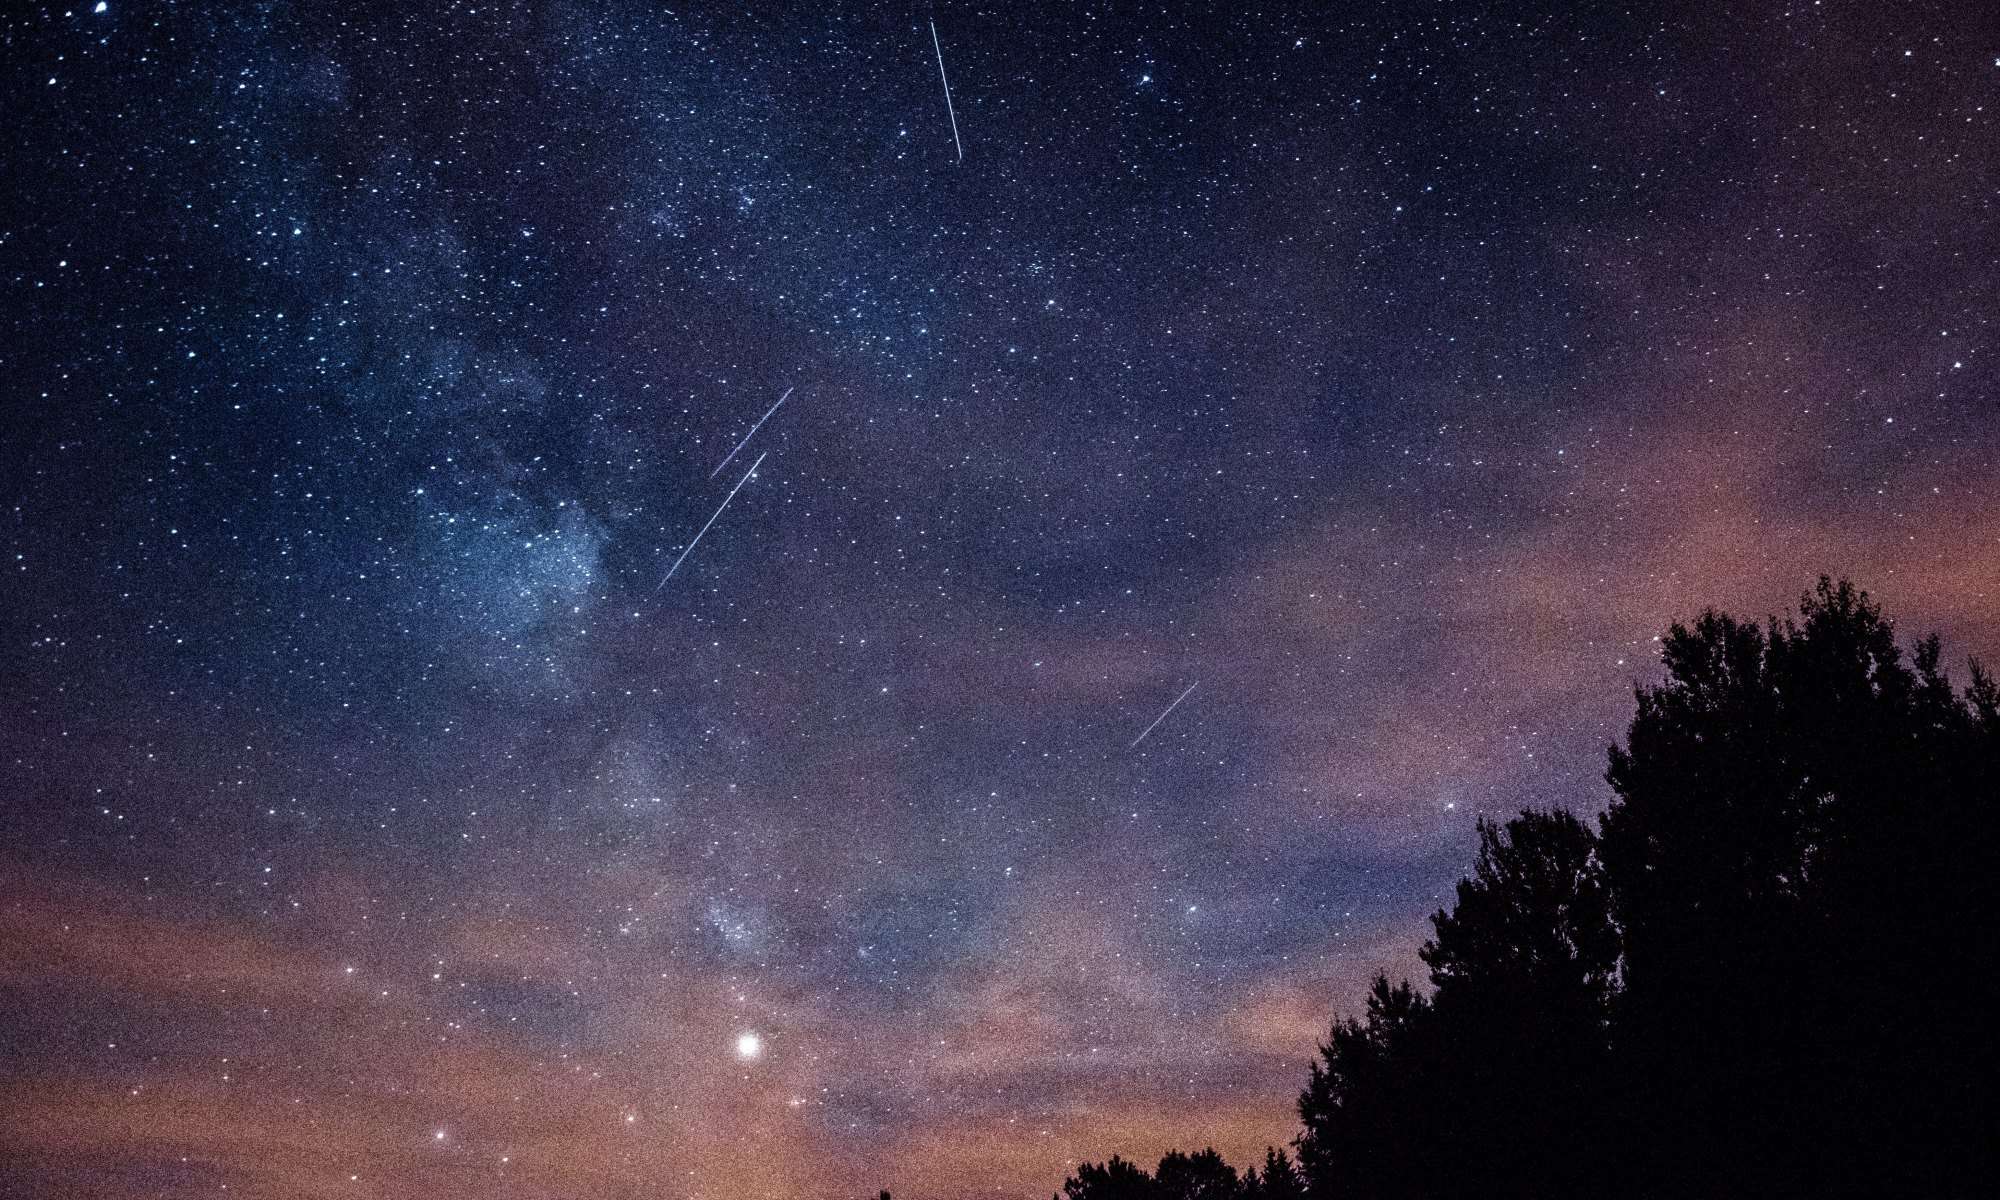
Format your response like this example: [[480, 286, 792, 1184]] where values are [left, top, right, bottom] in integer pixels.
[[1130, 681, 1199, 749], [711, 386, 792, 478], [929, 19, 963, 163], [655, 451, 766, 593]]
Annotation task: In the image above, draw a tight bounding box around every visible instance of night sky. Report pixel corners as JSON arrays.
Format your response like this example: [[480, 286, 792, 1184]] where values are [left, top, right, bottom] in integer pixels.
[[2, 2, 1996, 1197]]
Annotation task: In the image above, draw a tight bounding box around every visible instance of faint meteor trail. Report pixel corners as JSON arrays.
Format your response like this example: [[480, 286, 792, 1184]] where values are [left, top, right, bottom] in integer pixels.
[[1130, 681, 1199, 749], [929, 19, 964, 163], [711, 386, 792, 478], [655, 451, 767, 593]]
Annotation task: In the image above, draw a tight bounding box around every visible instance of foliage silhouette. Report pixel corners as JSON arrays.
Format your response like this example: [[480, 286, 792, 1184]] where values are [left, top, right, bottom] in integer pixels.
[[1239, 1148, 1305, 1200], [1154, 1148, 1241, 1200], [1596, 579, 1994, 1194], [1061, 579, 1994, 1198], [1059, 1148, 1257, 1200], [1061, 1154, 1160, 1200]]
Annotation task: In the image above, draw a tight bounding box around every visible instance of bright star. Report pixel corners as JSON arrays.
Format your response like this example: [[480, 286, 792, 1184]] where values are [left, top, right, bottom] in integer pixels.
[[736, 1031, 763, 1060]]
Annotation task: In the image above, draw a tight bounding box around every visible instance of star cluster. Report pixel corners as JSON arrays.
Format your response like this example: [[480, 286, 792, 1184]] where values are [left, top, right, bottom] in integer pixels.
[[2, 2, 1995, 1197]]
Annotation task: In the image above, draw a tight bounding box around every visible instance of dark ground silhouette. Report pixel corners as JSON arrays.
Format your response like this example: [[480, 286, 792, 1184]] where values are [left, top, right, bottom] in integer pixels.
[[1046, 579, 1993, 1199]]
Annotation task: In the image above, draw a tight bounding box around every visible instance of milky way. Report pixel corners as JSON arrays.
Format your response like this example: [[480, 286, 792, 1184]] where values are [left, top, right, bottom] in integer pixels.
[[2, 3, 1996, 1197]]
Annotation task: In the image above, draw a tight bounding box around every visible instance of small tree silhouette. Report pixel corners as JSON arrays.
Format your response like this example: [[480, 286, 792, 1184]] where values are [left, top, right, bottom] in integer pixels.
[[1238, 1148, 1302, 1200], [1061, 1155, 1158, 1200], [1153, 1148, 1238, 1200]]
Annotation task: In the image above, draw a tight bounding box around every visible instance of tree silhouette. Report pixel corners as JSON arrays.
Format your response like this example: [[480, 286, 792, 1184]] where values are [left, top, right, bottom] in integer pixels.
[[1598, 578, 1995, 1194], [1294, 975, 1439, 1199], [1418, 809, 1618, 1196], [1153, 1148, 1239, 1200], [1296, 811, 1617, 1197], [1239, 1148, 1304, 1200], [1061, 1155, 1160, 1200], [1067, 579, 1994, 1197], [1062, 1148, 1247, 1200]]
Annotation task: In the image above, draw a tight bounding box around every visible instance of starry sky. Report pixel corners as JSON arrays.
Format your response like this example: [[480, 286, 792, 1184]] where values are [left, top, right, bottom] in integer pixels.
[[2, 2, 1996, 1197]]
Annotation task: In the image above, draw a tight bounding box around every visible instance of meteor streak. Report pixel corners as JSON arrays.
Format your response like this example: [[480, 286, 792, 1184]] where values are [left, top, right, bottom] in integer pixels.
[[1130, 681, 1199, 749], [929, 19, 964, 163], [711, 386, 793, 478], [655, 451, 767, 593]]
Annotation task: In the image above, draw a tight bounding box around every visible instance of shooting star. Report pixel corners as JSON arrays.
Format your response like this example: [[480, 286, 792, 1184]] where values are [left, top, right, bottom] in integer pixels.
[[929, 19, 964, 163], [1130, 681, 1200, 749], [654, 451, 767, 593], [712, 386, 792, 478]]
